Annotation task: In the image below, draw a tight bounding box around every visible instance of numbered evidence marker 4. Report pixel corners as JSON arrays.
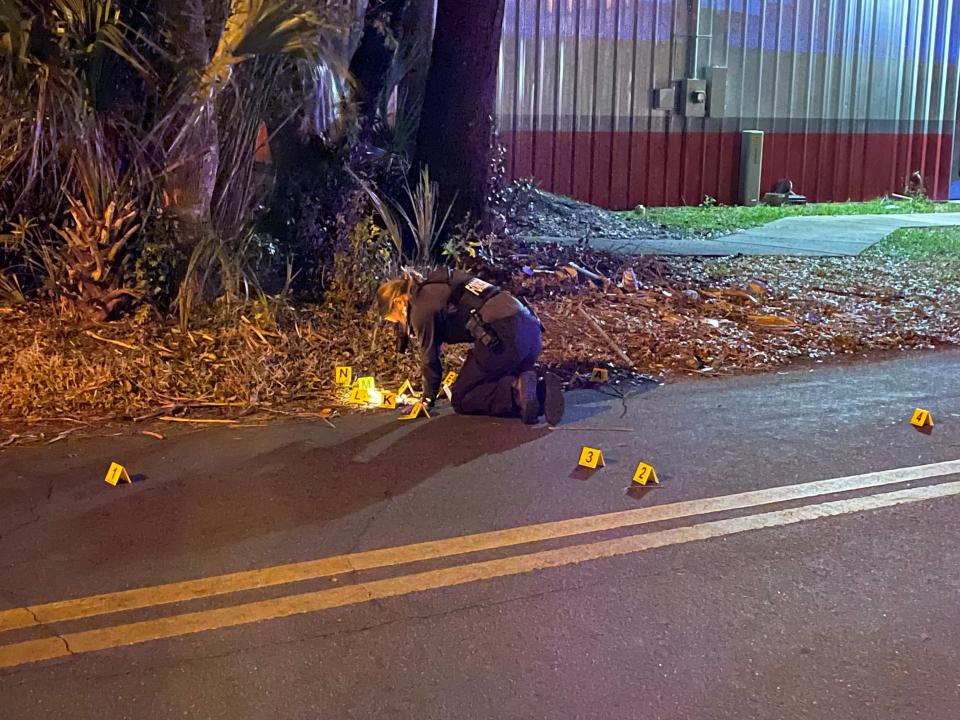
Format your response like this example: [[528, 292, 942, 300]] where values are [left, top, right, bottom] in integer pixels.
[[104, 462, 132, 486], [911, 408, 934, 429], [399, 401, 431, 421], [633, 462, 660, 486], [579, 447, 605, 469]]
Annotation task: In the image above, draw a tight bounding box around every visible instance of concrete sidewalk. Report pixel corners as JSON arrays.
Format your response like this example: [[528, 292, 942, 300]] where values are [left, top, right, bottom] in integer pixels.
[[523, 210, 960, 257]]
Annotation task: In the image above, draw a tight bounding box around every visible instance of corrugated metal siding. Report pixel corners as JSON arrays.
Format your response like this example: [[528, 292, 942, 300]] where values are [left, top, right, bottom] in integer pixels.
[[497, 0, 960, 207]]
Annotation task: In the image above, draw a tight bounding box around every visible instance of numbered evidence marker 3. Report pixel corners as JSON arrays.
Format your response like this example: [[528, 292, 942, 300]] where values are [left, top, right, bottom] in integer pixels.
[[104, 462, 132, 486], [633, 462, 660, 486], [579, 447, 605, 469], [399, 401, 431, 421], [334, 366, 352, 386], [911, 408, 934, 429], [591, 368, 609, 383]]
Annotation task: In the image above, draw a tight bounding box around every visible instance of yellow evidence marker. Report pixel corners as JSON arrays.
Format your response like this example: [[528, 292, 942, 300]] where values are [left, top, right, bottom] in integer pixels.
[[380, 392, 398, 409], [334, 366, 352, 386], [911, 408, 934, 429], [578, 447, 605, 469], [399, 401, 431, 421], [633, 462, 660, 486], [397, 379, 414, 397], [104, 462, 132, 486], [355, 376, 376, 391], [348, 386, 370, 404], [590, 368, 609, 383], [443, 371, 458, 387]]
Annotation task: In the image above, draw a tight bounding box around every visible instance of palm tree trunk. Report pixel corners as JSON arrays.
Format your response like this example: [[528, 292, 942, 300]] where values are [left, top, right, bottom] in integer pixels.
[[163, 0, 218, 249], [414, 0, 505, 231]]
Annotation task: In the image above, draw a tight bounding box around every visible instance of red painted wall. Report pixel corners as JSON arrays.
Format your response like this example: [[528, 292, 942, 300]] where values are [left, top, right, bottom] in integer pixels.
[[502, 131, 955, 208]]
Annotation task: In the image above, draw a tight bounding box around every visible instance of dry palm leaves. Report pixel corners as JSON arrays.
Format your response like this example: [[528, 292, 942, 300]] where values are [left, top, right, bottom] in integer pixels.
[[2, 239, 959, 427]]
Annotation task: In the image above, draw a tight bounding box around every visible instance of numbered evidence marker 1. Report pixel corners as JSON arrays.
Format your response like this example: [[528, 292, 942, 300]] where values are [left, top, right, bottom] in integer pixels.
[[590, 368, 609, 383], [911, 408, 934, 429], [104, 462, 132, 486], [578, 446, 605, 469], [399, 401, 431, 421], [632, 462, 660, 486], [380, 392, 398, 409], [334, 366, 352, 386]]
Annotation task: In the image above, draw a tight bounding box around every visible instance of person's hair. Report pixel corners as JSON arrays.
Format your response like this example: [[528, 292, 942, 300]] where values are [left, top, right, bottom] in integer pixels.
[[376, 269, 424, 320]]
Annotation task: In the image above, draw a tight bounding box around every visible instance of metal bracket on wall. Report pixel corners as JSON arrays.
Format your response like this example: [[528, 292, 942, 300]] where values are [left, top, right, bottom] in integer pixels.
[[681, 78, 707, 118], [707, 66, 728, 118]]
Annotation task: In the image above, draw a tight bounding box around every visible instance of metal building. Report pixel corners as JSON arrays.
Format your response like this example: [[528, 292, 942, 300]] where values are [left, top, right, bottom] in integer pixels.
[[497, 0, 960, 208]]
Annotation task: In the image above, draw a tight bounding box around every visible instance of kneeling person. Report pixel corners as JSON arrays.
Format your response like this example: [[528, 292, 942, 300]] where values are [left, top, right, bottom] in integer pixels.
[[377, 269, 564, 425]]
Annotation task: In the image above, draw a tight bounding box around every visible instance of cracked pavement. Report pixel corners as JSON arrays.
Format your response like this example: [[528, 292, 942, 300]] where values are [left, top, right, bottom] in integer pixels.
[[1, 349, 959, 719]]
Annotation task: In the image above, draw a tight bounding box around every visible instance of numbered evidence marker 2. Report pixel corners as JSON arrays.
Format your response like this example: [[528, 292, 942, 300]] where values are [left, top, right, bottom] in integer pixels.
[[578, 446, 605, 469], [911, 408, 934, 429], [590, 368, 609, 383], [104, 462, 132, 486], [334, 366, 352, 386], [632, 462, 660, 486], [399, 401, 431, 421]]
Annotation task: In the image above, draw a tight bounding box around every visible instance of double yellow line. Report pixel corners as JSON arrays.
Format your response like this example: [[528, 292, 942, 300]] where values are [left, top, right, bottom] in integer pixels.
[[2, 459, 959, 670]]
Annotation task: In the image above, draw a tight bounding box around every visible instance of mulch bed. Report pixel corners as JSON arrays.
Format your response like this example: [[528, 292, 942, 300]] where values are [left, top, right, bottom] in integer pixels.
[[2, 237, 958, 445]]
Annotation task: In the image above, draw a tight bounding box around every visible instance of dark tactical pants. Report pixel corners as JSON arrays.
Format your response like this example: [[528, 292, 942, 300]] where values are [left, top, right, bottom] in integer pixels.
[[451, 310, 543, 417]]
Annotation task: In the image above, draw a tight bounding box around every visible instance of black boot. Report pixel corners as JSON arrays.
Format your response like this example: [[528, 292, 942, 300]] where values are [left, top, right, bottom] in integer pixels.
[[514, 371, 540, 424], [538, 372, 565, 426]]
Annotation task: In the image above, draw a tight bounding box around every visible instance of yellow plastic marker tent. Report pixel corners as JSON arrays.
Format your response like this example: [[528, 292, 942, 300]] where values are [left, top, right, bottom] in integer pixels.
[[578, 447, 604, 469], [348, 386, 370, 404], [104, 462, 132, 486], [399, 401, 430, 421], [380, 392, 398, 409], [911, 408, 933, 429], [632, 462, 660, 486], [397, 380, 414, 397], [590, 368, 609, 383], [443, 371, 458, 388], [355, 376, 376, 391], [334, 366, 352, 386]]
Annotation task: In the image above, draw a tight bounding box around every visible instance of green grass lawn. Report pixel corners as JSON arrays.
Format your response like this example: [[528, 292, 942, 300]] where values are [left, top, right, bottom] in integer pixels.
[[633, 196, 956, 236], [864, 226, 960, 261]]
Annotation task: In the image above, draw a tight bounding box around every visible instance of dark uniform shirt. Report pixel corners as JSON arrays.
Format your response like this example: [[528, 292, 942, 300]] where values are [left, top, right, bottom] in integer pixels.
[[408, 269, 524, 401]]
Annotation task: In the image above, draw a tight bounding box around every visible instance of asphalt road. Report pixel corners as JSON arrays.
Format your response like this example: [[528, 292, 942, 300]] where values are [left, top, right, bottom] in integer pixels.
[[1, 350, 959, 719]]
